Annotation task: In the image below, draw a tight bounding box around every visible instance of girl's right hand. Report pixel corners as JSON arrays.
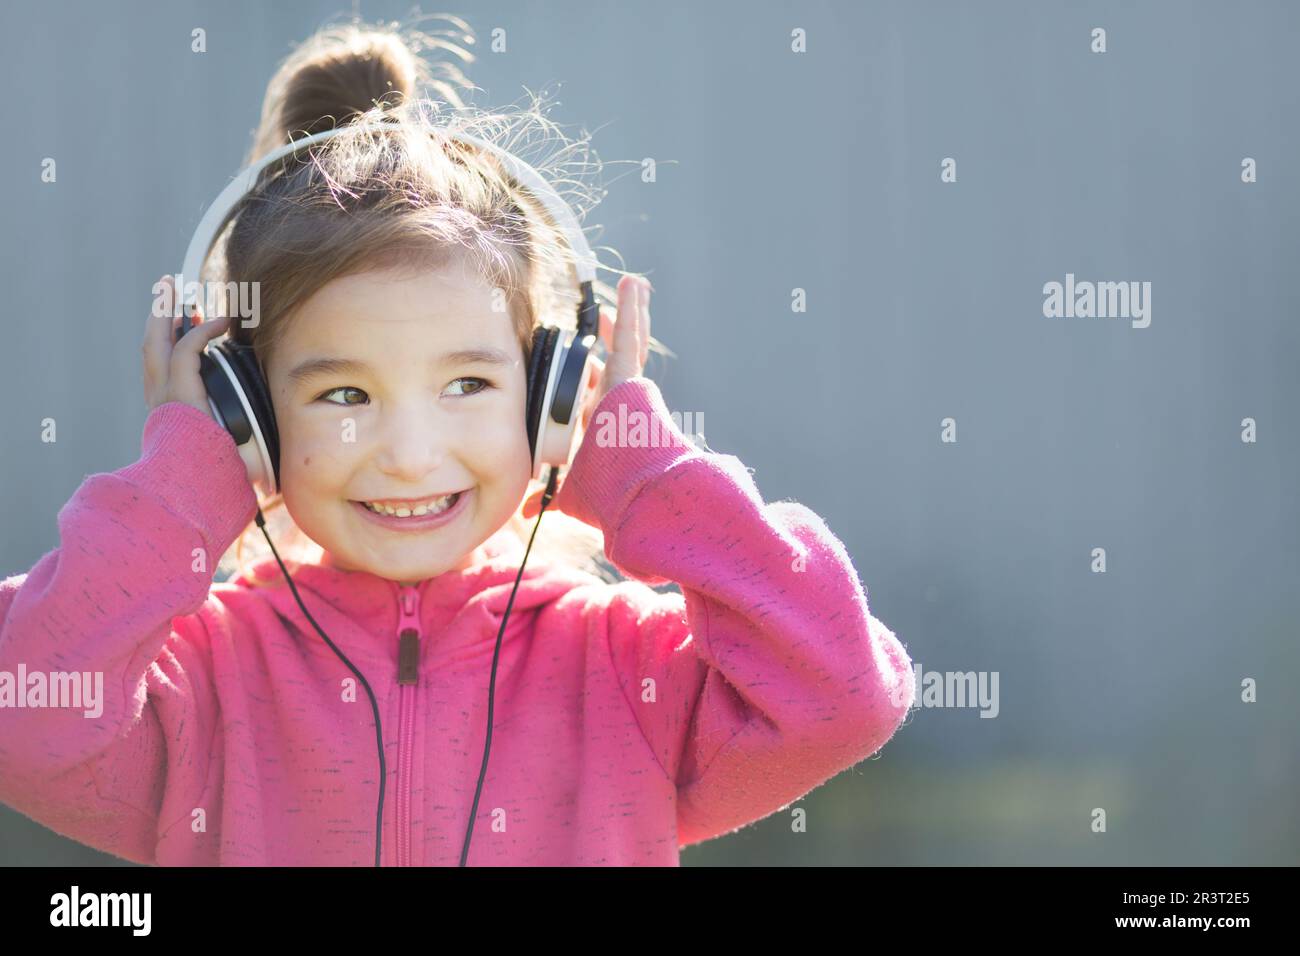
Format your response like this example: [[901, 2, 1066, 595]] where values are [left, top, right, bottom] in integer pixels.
[[141, 276, 265, 492], [142, 274, 230, 419]]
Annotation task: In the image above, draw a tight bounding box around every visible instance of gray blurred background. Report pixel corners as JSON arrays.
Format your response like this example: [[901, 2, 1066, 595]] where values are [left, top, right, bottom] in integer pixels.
[[1, 0, 1296, 865]]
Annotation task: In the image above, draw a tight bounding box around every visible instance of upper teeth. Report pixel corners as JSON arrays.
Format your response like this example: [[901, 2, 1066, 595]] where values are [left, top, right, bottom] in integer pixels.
[[363, 493, 459, 517]]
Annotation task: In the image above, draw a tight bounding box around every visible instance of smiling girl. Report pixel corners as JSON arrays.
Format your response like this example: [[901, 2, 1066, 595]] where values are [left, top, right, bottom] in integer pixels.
[[248, 262, 542, 586], [0, 20, 914, 866]]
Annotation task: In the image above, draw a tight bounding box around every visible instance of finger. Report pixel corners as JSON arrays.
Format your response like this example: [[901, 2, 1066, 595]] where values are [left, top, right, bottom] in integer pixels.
[[598, 306, 615, 354], [172, 301, 205, 345], [143, 276, 176, 402], [623, 278, 645, 378], [168, 314, 229, 381], [609, 276, 640, 379], [638, 279, 651, 370]]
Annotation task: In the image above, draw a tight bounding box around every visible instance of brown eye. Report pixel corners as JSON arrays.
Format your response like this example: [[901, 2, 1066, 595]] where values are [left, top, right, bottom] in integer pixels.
[[318, 386, 369, 406], [446, 377, 491, 397]]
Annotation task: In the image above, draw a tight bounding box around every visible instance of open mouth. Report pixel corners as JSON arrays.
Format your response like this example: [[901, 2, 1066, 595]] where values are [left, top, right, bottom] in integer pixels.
[[349, 489, 471, 530], [357, 492, 462, 517]]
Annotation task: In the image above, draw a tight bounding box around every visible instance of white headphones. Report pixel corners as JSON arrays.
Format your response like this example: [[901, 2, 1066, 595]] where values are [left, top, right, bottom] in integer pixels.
[[177, 110, 603, 494]]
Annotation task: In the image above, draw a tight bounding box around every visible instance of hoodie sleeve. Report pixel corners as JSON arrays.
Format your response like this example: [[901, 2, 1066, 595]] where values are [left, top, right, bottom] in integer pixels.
[[0, 402, 257, 863], [554, 377, 915, 848]]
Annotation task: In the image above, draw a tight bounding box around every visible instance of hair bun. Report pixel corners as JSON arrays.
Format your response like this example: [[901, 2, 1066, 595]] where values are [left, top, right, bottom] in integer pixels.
[[247, 25, 424, 165]]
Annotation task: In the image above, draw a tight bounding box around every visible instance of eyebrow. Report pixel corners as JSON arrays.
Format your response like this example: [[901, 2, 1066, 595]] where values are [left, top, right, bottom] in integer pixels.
[[287, 347, 515, 385]]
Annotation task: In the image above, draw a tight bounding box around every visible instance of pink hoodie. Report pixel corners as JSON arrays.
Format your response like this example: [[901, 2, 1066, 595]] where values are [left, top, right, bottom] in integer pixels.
[[0, 377, 914, 866]]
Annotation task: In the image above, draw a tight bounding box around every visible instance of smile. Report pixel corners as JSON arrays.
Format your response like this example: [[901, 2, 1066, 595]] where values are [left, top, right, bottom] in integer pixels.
[[359, 492, 462, 517], [349, 489, 472, 531]]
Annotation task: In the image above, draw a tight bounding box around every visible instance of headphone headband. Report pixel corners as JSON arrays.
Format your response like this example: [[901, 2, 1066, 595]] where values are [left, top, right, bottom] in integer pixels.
[[179, 108, 600, 336]]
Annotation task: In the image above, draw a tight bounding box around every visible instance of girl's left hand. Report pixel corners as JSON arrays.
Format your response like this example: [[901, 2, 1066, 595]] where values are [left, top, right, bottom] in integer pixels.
[[592, 274, 652, 405], [521, 274, 652, 519]]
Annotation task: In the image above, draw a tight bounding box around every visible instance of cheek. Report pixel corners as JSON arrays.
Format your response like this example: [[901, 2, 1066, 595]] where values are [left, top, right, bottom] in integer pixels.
[[474, 410, 533, 470], [278, 420, 352, 491]]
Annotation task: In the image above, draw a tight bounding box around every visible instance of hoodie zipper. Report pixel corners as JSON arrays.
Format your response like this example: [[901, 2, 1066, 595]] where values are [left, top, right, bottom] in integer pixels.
[[395, 584, 422, 867]]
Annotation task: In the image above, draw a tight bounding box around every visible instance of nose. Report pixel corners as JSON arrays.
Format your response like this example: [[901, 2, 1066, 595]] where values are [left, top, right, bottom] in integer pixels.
[[372, 400, 449, 482]]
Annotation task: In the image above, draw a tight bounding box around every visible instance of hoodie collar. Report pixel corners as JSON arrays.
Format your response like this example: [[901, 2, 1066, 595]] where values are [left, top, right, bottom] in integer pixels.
[[231, 526, 591, 661]]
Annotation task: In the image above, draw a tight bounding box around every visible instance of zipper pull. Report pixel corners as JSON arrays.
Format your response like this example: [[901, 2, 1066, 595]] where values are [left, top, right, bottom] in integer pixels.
[[397, 586, 422, 686]]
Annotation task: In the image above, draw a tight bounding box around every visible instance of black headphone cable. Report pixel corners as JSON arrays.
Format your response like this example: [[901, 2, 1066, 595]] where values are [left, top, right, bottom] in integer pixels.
[[460, 465, 559, 866], [252, 464, 560, 867]]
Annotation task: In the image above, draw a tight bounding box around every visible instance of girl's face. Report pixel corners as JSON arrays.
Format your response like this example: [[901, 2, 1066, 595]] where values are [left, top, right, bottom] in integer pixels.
[[264, 262, 533, 585]]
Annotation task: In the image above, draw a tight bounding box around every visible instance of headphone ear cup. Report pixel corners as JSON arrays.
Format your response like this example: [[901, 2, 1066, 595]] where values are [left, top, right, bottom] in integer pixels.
[[526, 325, 560, 468], [530, 326, 600, 482], [205, 339, 281, 495]]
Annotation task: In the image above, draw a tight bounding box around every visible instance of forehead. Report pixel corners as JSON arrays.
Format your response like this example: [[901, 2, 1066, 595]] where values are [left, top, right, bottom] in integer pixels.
[[278, 263, 520, 353]]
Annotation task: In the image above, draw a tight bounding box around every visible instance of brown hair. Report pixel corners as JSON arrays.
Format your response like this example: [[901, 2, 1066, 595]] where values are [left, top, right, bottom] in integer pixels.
[[207, 16, 664, 584]]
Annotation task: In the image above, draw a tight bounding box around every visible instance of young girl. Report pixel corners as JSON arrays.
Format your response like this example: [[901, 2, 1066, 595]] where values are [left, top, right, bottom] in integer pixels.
[[0, 22, 914, 866]]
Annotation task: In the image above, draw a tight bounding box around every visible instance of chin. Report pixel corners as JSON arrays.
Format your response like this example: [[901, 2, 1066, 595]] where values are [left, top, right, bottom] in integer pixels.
[[383, 549, 474, 583]]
